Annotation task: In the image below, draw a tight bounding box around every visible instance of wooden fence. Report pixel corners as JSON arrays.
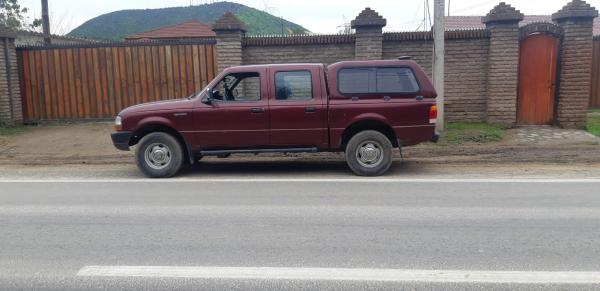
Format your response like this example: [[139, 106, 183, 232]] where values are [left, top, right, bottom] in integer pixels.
[[591, 38, 600, 109], [17, 40, 217, 121]]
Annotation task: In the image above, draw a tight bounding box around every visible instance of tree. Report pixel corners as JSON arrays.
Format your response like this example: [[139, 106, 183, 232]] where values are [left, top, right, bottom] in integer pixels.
[[0, 0, 39, 30]]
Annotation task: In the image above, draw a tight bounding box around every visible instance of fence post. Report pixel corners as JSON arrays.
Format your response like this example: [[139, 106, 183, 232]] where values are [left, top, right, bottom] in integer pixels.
[[552, 0, 598, 129], [213, 12, 246, 72], [0, 26, 22, 126], [351, 8, 386, 60], [483, 2, 523, 128]]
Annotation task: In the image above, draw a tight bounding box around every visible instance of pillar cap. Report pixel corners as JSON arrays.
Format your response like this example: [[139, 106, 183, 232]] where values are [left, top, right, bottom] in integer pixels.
[[0, 25, 16, 38], [482, 2, 524, 25], [212, 12, 246, 33], [351, 7, 386, 29], [552, 0, 598, 22]]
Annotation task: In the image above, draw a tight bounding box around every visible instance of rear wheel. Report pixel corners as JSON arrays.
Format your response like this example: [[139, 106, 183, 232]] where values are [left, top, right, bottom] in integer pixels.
[[135, 132, 184, 178], [345, 130, 393, 176]]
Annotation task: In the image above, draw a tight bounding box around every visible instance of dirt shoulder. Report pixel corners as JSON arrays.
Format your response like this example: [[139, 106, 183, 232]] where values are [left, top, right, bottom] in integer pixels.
[[1, 123, 599, 166]]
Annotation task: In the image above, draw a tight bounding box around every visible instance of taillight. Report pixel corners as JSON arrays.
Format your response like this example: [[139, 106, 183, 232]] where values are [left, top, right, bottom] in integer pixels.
[[429, 105, 437, 124]]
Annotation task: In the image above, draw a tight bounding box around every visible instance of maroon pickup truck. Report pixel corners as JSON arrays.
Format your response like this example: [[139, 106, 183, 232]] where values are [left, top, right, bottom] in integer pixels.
[[111, 59, 438, 178]]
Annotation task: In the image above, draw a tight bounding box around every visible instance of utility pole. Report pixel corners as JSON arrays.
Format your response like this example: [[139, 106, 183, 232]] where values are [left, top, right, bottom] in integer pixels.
[[41, 0, 51, 45], [433, 0, 445, 131]]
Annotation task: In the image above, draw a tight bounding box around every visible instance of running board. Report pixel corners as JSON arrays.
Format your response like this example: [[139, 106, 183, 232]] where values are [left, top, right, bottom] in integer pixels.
[[199, 147, 318, 156]]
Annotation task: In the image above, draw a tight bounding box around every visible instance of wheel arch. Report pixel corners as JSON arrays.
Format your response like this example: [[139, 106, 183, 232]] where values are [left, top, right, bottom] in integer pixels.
[[340, 119, 398, 149], [130, 122, 193, 164]]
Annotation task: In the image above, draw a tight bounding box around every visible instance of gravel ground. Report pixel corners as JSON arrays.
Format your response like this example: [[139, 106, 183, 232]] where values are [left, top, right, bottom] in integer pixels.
[[0, 123, 599, 167]]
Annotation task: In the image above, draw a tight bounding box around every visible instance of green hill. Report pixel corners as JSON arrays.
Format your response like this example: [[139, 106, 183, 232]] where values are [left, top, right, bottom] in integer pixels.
[[68, 1, 309, 41]]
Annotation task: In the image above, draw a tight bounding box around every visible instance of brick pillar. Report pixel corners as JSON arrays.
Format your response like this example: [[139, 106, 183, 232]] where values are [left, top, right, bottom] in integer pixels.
[[351, 8, 386, 60], [483, 2, 524, 127], [213, 12, 246, 72], [553, 0, 598, 128], [0, 27, 22, 126]]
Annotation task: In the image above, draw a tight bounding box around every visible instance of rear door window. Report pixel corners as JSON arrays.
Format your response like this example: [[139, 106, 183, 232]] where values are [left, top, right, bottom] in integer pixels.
[[338, 67, 419, 94], [274, 71, 313, 101]]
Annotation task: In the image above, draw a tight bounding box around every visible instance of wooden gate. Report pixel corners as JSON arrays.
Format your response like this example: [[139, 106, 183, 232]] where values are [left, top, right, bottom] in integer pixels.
[[517, 34, 559, 125], [591, 38, 600, 109], [17, 40, 217, 121]]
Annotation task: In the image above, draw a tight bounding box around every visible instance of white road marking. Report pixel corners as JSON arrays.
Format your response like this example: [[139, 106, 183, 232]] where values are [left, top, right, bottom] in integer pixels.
[[1, 178, 600, 183], [77, 266, 600, 284]]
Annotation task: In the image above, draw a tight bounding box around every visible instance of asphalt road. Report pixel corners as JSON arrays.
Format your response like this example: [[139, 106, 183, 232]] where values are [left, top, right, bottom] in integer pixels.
[[2, 179, 600, 290]]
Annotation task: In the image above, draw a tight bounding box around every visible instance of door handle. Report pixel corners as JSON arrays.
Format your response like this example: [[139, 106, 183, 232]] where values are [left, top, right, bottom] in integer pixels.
[[251, 108, 264, 114], [304, 106, 316, 113]]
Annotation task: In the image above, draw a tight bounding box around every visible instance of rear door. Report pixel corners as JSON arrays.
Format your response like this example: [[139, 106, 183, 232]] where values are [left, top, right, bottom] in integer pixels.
[[267, 66, 327, 148]]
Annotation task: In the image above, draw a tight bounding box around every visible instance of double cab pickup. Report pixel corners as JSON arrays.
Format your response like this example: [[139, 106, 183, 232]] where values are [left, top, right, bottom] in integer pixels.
[[111, 59, 438, 178]]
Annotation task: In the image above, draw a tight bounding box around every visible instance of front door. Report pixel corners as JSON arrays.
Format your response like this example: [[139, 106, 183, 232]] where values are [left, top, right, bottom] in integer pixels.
[[268, 67, 327, 148], [192, 68, 269, 149], [517, 34, 559, 125]]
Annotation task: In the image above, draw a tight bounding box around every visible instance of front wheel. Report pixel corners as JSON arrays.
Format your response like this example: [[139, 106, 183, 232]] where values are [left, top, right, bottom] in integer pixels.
[[345, 130, 393, 176], [135, 132, 184, 178]]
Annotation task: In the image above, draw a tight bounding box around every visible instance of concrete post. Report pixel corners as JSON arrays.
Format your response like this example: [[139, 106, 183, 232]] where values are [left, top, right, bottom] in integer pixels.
[[0, 26, 22, 126], [351, 8, 386, 60], [213, 12, 246, 72], [552, 0, 598, 129], [483, 2, 524, 127]]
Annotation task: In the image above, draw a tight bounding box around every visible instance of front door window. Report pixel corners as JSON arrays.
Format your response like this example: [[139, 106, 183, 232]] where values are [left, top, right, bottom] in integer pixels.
[[212, 73, 261, 102]]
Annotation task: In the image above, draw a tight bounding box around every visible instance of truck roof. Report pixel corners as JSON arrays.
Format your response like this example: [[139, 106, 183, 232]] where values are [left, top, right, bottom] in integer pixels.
[[328, 59, 420, 70], [227, 59, 420, 72], [226, 63, 325, 70]]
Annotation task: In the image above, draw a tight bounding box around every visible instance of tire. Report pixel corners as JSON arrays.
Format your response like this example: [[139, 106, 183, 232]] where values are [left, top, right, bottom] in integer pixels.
[[345, 130, 393, 176], [135, 132, 184, 178]]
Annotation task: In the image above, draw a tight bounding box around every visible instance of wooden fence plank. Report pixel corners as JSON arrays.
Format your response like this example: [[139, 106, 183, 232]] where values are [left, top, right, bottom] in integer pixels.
[[124, 47, 134, 107], [151, 46, 161, 101], [207, 45, 215, 81], [145, 46, 155, 102], [192, 45, 201, 92], [84, 48, 93, 117], [172, 45, 181, 98], [199, 45, 207, 88], [72, 48, 83, 118], [65, 49, 76, 118], [39, 50, 51, 119], [20, 51, 33, 120], [104, 47, 114, 116], [182, 45, 189, 96], [158, 46, 167, 99], [185, 45, 195, 95], [165, 45, 174, 99], [117, 47, 127, 111], [57, 49, 67, 118]]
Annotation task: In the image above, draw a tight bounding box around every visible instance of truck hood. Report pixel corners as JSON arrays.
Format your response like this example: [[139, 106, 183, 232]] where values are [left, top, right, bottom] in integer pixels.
[[119, 98, 195, 115]]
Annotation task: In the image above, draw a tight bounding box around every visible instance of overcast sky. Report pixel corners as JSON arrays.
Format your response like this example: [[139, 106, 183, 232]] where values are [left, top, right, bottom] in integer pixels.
[[18, 0, 600, 35]]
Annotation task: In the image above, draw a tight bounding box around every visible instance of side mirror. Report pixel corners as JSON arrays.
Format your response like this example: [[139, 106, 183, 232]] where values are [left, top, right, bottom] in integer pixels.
[[201, 93, 213, 105]]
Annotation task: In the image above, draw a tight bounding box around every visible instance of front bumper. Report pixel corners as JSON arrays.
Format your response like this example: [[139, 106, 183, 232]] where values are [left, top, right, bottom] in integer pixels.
[[111, 131, 132, 151]]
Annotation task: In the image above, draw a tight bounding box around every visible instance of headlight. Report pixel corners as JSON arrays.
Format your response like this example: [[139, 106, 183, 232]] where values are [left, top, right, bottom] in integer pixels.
[[114, 116, 123, 131]]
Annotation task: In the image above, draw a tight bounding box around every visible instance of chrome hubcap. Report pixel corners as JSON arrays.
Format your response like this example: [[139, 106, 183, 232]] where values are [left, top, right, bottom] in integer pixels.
[[356, 141, 383, 168], [144, 143, 171, 170]]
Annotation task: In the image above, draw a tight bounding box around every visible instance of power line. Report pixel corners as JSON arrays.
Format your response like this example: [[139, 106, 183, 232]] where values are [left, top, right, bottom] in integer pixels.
[[451, 0, 497, 14]]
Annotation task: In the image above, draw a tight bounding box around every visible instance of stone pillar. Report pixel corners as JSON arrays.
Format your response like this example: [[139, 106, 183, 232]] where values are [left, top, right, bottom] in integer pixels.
[[553, 0, 598, 129], [483, 2, 524, 127], [212, 12, 246, 72], [0, 26, 21, 126], [351, 8, 386, 60]]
